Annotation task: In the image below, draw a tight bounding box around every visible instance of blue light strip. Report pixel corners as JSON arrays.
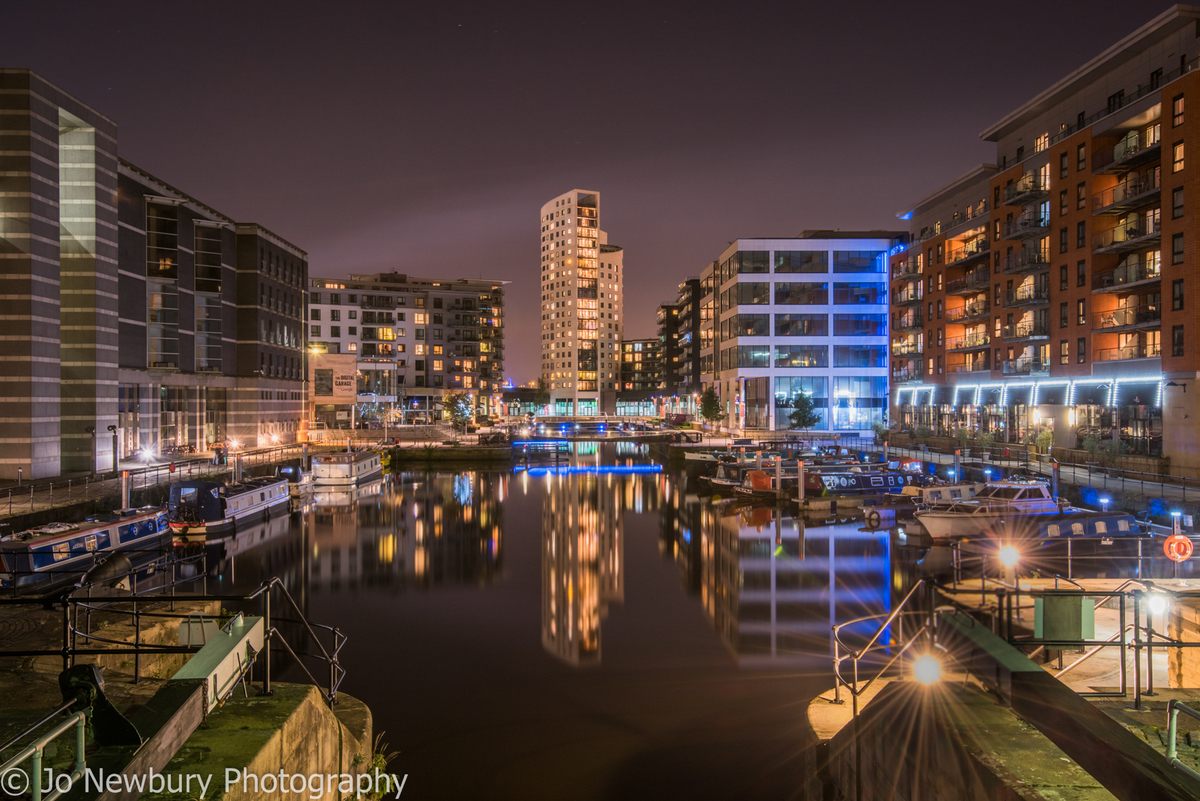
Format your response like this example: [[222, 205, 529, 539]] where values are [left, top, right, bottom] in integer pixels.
[[513, 464, 665, 476], [911, 376, 1168, 410]]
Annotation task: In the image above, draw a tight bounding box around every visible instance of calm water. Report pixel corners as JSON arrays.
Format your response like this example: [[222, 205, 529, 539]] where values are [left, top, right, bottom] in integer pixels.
[[204, 444, 922, 801]]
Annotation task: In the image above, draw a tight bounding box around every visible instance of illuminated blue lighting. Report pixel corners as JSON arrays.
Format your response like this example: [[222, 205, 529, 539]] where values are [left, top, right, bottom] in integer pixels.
[[947, 470, 956, 478], [897, 210, 914, 220], [1172, 510, 1182, 518], [514, 464, 664, 476], [984, 469, 993, 477], [681, 528, 692, 544]]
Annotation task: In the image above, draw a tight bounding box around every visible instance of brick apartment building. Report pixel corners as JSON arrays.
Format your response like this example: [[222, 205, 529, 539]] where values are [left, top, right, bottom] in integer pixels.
[[890, 5, 1200, 476]]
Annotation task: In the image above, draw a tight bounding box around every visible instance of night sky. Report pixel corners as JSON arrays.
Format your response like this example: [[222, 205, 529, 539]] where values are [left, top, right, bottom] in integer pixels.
[[4, 0, 1169, 382]]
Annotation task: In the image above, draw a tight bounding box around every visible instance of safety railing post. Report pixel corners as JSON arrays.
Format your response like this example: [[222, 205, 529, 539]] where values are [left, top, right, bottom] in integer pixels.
[[1133, 590, 1143, 709], [1146, 599, 1157, 697], [1119, 594, 1127, 696], [263, 588, 272, 695]]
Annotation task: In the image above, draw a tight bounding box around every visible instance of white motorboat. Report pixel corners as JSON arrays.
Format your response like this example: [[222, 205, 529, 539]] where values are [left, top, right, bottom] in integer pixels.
[[312, 450, 384, 486], [914, 480, 1071, 540]]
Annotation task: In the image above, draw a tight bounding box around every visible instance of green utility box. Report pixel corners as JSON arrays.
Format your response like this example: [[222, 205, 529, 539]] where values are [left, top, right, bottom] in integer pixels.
[[1034, 596, 1095, 641]]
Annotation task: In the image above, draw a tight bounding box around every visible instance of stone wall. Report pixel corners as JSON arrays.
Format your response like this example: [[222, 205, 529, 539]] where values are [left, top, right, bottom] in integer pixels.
[[1167, 598, 1200, 689]]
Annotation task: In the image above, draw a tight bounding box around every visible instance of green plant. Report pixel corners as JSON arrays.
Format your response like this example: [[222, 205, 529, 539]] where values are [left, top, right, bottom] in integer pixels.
[[1097, 438, 1129, 467], [443, 392, 473, 432], [914, 426, 933, 442], [698, 387, 723, 435], [870, 421, 888, 441], [1035, 429, 1054, 452], [976, 431, 994, 450], [955, 428, 971, 445], [788, 392, 820, 435], [1082, 433, 1101, 460]]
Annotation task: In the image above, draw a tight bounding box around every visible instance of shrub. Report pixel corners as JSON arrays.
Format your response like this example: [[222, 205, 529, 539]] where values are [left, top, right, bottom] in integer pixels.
[[1035, 430, 1053, 452]]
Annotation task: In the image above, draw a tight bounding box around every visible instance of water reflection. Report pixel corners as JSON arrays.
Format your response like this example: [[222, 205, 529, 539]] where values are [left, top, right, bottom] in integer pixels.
[[304, 473, 506, 592], [540, 471, 623, 665]]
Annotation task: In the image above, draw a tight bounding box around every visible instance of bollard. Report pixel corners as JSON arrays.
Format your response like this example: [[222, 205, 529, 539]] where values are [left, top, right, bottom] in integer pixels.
[[68, 479, 71, 501], [49, 482, 53, 506], [121, 470, 130, 509]]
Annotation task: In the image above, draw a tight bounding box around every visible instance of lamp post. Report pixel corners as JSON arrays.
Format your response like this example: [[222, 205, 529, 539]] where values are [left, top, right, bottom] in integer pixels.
[[107, 424, 119, 475], [85, 426, 96, 477]]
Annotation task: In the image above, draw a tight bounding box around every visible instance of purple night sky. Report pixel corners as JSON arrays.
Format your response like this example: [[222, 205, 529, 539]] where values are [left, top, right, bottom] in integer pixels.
[[4, 0, 1164, 382]]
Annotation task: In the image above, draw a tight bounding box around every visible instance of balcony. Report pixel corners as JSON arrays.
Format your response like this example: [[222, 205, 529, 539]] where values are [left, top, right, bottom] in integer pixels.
[[1093, 169, 1161, 214], [1092, 304, 1161, 332], [1003, 284, 1051, 308], [1003, 212, 1050, 241], [1093, 127, 1162, 174], [946, 269, 991, 296], [1003, 173, 1050, 206], [891, 340, 922, 357], [1092, 256, 1161, 293], [947, 357, 991, 374], [944, 300, 990, 324], [1096, 341, 1162, 362], [1002, 247, 1051, 275], [1093, 215, 1161, 254], [946, 333, 991, 352], [894, 311, 923, 332], [1003, 357, 1050, 376], [893, 287, 923, 307], [1002, 319, 1050, 342], [891, 258, 922, 280], [945, 236, 990, 267], [891, 368, 922, 383]]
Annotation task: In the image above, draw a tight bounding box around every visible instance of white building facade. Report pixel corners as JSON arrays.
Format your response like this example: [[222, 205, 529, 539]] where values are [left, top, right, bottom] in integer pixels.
[[706, 233, 903, 434], [539, 189, 624, 416]]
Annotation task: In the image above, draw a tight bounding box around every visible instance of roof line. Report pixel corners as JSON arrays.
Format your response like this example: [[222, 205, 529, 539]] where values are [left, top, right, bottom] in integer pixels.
[[979, 4, 1200, 141], [900, 163, 999, 218]]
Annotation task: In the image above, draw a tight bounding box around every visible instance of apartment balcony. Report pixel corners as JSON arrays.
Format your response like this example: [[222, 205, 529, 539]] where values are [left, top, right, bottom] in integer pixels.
[[944, 300, 990, 324], [891, 341, 922, 357], [1093, 169, 1161, 215], [1092, 304, 1162, 332], [893, 287, 923, 307], [1092, 256, 1161, 294], [1093, 215, 1161, 254], [947, 358, 991, 375], [1003, 357, 1050, 376], [1096, 341, 1162, 362], [1003, 284, 1051, 308], [1002, 173, 1050, 206], [1002, 319, 1050, 342], [946, 333, 991, 352], [1093, 131, 1162, 175], [1002, 247, 1051, 275], [891, 368, 923, 384], [946, 269, 991, 296], [1003, 212, 1050, 241], [891, 259, 922, 280], [894, 312, 923, 333], [945, 236, 990, 267]]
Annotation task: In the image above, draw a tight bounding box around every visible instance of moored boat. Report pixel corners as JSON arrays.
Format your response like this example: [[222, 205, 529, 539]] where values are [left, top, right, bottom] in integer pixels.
[[914, 482, 1073, 540], [0, 507, 169, 590], [167, 477, 290, 539], [312, 450, 384, 486]]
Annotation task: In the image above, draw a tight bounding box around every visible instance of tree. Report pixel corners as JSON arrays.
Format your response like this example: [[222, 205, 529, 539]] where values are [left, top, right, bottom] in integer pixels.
[[788, 392, 820, 437], [533, 378, 550, 413], [698, 387, 723, 439], [444, 392, 473, 433]]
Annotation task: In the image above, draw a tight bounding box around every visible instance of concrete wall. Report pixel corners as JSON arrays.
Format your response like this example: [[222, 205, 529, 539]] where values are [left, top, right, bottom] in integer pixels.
[[1168, 597, 1200, 688]]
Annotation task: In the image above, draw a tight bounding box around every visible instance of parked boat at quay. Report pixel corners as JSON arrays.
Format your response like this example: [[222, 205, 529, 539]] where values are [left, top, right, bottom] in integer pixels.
[[312, 450, 384, 486], [276, 463, 314, 499], [167, 477, 290, 539], [0, 507, 169, 590], [914, 481, 1072, 540]]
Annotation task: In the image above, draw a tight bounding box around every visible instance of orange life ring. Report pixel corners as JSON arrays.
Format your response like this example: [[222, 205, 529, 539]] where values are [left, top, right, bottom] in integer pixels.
[[1164, 534, 1194, 562]]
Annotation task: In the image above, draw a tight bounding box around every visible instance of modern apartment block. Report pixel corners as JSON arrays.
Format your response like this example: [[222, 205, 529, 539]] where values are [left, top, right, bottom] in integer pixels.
[[539, 190, 623, 416], [619, 338, 661, 392], [890, 5, 1200, 475], [307, 272, 506, 427], [0, 69, 307, 479], [704, 233, 901, 433]]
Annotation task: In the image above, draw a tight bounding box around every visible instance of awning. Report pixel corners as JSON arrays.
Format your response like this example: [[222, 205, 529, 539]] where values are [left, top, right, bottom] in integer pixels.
[[1071, 380, 1112, 406], [1002, 383, 1034, 406], [1034, 382, 1070, 406], [1113, 379, 1161, 407]]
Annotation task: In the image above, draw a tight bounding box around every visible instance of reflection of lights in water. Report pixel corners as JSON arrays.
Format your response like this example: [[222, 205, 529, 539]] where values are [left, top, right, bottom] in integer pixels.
[[453, 474, 474, 506]]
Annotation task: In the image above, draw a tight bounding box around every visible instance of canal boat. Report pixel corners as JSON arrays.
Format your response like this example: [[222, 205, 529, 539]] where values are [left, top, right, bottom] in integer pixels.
[[898, 482, 986, 508], [0, 507, 169, 590], [311, 450, 384, 486], [799, 469, 924, 497], [276, 463, 314, 499], [167, 477, 290, 538]]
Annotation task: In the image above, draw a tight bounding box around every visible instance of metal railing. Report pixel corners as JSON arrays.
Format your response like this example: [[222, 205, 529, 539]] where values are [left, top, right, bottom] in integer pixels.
[[1167, 701, 1200, 781], [946, 333, 991, 351], [945, 301, 989, 323], [1093, 257, 1161, 290], [1093, 126, 1162, 173], [0, 703, 87, 801], [1003, 212, 1050, 239], [1002, 320, 1050, 340], [1002, 247, 1050, 274], [1003, 284, 1051, 306], [1003, 173, 1049, 205], [1093, 304, 1161, 330], [1094, 215, 1162, 251], [945, 237, 990, 266], [1096, 341, 1162, 362], [1093, 169, 1161, 212], [946, 270, 991, 294]]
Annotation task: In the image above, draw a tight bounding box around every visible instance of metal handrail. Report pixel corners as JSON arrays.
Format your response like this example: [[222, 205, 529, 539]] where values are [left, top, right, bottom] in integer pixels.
[[1166, 701, 1200, 780]]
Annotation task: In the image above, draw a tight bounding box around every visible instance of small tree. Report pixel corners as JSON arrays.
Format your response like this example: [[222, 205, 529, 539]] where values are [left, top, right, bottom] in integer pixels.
[[976, 430, 994, 450], [1035, 429, 1054, 454], [444, 392, 473, 433], [788, 392, 820, 439], [955, 427, 971, 447], [1097, 438, 1129, 468], [1082, 433, 1102, 462], [698, 387, 723, 439], [533, 378, 550, 414], [870, 421, 888, 442]]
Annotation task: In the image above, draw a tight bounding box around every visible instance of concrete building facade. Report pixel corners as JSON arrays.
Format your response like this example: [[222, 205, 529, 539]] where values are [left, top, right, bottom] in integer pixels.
[[0, 69, 307, 478], [539, 190, 623, 416]]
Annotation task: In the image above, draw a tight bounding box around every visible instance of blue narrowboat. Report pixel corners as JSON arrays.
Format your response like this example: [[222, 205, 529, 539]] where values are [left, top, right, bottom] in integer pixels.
[[0, 507, 169, 590]]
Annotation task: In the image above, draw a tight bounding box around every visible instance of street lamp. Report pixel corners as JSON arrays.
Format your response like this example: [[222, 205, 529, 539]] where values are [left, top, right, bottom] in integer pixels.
[[912, 654, 942, 685]]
